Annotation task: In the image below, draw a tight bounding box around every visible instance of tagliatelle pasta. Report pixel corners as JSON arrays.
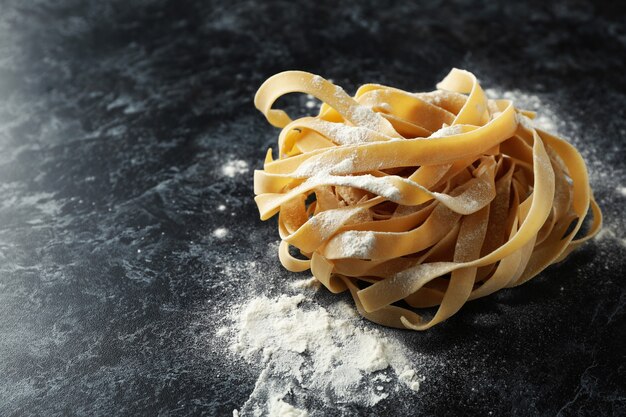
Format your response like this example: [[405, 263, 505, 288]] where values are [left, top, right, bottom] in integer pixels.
[[253, 69, 602, 330]]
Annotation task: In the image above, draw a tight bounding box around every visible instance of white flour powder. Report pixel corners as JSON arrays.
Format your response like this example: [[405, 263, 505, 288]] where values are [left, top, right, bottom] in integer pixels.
[[336, 230, 377, 258], [323, 123, 371, 145], [267, 396, 308, 417], [484, 87, 558, 133], [226, 292, 423, 416], [213, 228, 228, 238], [289, 277, 321, 290], [222, 159, 249, 177], [310, 75, 323, 88], [430, 125, 463, 138]]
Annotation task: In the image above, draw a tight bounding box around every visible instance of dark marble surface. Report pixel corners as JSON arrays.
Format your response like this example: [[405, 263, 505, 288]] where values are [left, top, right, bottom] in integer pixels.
[[1, 1, 625, 416]]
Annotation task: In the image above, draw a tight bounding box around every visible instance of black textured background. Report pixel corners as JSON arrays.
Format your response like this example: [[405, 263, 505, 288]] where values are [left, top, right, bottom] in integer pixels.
[[1, 1, 625, 416]]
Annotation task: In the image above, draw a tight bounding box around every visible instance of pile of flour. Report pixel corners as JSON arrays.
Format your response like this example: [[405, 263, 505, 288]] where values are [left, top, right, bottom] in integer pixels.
[[221, 280, 423, 416], [221, 159, 249, 177]]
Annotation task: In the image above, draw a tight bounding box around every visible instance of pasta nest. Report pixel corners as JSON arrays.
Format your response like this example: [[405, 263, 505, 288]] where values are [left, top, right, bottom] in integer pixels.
[[253, 69, 601, 330]]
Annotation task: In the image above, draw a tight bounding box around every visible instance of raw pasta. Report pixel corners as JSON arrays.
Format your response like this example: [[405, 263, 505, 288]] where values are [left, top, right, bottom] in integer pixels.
[[253, 69, 602, 330]]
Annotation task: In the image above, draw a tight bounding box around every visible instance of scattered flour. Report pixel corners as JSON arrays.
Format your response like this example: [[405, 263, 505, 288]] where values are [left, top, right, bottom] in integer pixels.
[[516, 113, 536, 131], [430, 125, 463, 138], [218, 204, 227, 211], [322, 123, 372, 145], [289, 277, 321, 290], [485, 87, 558, 133], [213, 228, 228, 238], [376, 102, 393, 113], [413, 90, 456, 105], [308, 206, 366, 239], [291, 150, 402, 201], [310, 75, 323, 88], [222, 159, 249, 177], [333, 85, 349, 104], [349, 105, 381, 131], [332, 155, 356, 173], [290, 162, 403, 201], [594, 227, 626, 247], [617, 186, 626, 197], [305, 100, 317, 109], [398, 369, 422, 392], [227, 294, 423, 415], [594, 227, 615, 241], [324, 174, 402, 201], [268, 397, 308, 417], [293, 152, 356, 177], [335, 230, 377, 258]]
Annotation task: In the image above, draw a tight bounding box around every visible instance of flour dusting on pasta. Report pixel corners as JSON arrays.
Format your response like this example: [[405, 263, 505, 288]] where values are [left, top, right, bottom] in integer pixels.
[[252, 69, 602, 330]]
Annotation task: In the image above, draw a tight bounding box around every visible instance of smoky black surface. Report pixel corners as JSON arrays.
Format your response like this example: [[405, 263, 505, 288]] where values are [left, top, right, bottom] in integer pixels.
[[0, 1, 625, 416]]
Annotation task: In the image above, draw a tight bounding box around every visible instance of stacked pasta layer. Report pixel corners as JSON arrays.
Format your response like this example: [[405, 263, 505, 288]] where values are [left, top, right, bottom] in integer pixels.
[[253, 69, 601, 330]]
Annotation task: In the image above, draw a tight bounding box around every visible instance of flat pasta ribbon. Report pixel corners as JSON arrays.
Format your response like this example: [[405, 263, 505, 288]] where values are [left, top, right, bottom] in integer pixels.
[[253, 69, 602, 330]]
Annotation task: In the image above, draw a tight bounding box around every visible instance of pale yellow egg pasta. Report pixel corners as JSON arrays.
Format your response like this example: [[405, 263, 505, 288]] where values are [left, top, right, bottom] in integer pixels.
[[253, 69, 602, 330]]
